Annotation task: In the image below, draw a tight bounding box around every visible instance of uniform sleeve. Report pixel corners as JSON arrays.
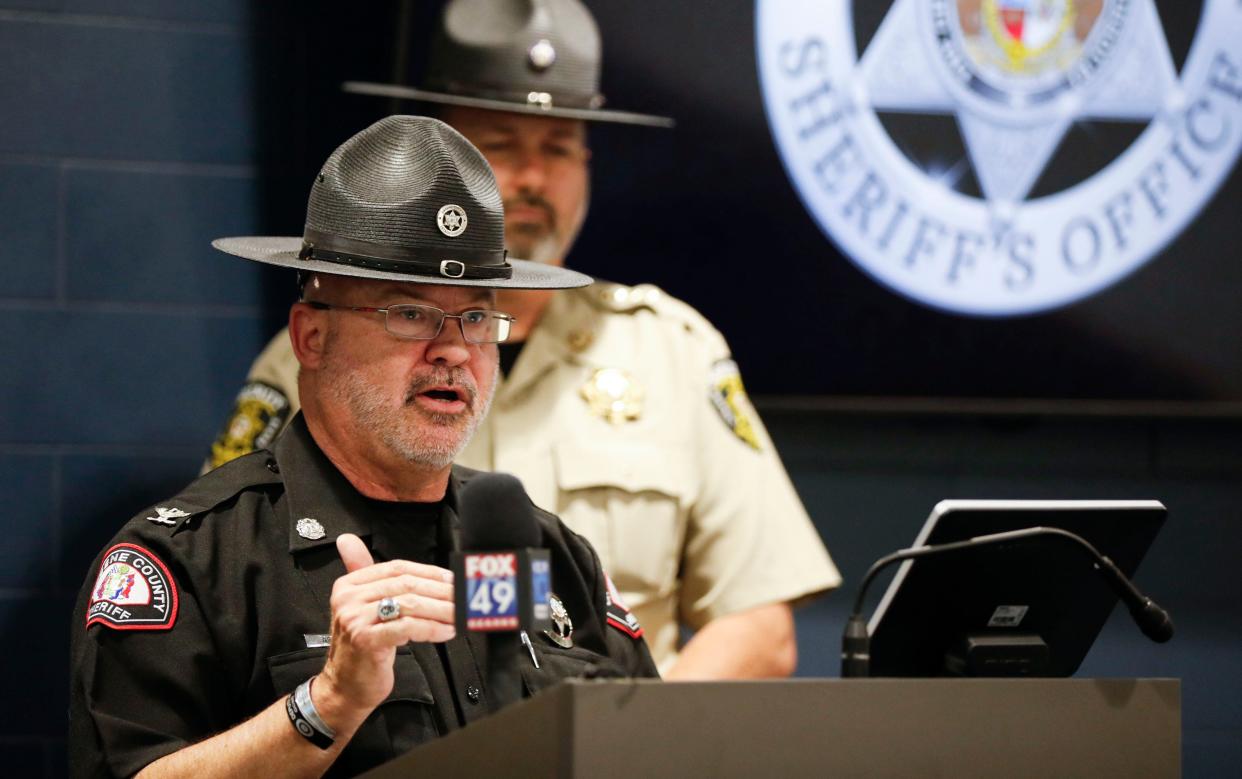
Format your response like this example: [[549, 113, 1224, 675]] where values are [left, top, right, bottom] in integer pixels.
[[676, 323, 842, 630], [202, 329, 300, 472], [69, 530, 233, 778]]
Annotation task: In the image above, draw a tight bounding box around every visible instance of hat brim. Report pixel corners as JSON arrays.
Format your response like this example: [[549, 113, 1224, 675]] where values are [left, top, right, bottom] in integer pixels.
[[213, 236, 592, 290], [343, 81, 675, 129]]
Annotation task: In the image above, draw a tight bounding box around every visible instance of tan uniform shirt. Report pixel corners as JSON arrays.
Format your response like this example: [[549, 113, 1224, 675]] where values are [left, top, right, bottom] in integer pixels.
[[207, 282, 841, 672]]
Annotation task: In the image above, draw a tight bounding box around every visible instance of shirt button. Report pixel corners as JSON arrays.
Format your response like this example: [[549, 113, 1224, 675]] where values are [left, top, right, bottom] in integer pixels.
[[266, 460, 280, 474], [465, 684, 481, 704]]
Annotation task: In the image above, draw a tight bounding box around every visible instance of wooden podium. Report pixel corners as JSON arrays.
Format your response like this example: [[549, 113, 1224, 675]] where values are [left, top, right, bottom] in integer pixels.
[[361, 678, 1179, 777]]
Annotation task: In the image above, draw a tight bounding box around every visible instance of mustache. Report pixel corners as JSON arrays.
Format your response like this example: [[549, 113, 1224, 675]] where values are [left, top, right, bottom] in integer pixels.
[[404, 368, 477, 407], [504, 192, 556, 226]]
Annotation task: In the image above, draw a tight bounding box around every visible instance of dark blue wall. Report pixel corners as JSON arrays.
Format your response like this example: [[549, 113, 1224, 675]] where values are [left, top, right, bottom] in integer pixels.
[[0, 3, 276, 775], [1, 2, 1238, 778]]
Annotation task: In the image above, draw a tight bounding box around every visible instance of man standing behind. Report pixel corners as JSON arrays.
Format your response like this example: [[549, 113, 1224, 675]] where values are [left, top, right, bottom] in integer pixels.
[[71, 116, 655, 779], [208, 0, 840, 678]]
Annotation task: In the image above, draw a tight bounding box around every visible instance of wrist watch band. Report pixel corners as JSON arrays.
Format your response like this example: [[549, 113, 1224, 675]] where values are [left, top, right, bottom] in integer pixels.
[[286, 676, 336, 750]]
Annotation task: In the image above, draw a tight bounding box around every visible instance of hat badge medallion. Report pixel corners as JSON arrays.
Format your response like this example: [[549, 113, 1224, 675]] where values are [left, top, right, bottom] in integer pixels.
[[436, 204, 467, 237], [528, 38, 557, 72]]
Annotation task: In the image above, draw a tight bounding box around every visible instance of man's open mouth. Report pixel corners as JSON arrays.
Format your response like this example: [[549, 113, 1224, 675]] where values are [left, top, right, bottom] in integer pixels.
[[423, 388, 463, 402], [412, 384, 471, 414]]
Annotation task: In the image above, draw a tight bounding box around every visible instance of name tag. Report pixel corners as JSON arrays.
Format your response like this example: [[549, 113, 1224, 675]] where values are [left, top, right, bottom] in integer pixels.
[[303, 634, 331, 648]]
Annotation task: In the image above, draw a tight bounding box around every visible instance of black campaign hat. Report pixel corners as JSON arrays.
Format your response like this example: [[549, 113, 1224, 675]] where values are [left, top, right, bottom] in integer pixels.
[[212, 115, 591, 289], [343, 0, 673, 128]]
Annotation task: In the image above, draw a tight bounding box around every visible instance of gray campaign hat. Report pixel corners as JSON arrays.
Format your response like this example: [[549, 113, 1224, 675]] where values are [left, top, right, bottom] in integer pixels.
[[212, 115, 591, 289], [343, 0, 673, 128]]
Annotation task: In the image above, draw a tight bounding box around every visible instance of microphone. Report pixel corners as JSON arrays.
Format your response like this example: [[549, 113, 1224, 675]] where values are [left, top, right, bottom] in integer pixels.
[[841, 526, 1173, 678], [453, 473, 552, 712]]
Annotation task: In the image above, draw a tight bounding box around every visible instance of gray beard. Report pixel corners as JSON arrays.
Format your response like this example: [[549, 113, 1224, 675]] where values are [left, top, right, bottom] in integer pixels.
[[326, 363, 497, 470], [507, 228, 562, 265], [521, 233, 562, 265]]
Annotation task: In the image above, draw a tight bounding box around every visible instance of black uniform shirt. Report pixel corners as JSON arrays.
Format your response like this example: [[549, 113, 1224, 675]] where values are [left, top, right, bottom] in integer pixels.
[[69, 415, 658, 778]]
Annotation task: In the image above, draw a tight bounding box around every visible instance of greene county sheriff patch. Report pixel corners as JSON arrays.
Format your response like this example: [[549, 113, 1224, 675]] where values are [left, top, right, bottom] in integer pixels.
[[209, 381, 290, 468], [708, 359, 762, 450], [87, 543, 178, 631]]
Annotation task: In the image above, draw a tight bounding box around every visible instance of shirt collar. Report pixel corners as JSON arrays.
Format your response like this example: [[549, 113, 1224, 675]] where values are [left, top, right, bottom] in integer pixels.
[[273, 414, 465, 554], [499, 286, 599, 402]]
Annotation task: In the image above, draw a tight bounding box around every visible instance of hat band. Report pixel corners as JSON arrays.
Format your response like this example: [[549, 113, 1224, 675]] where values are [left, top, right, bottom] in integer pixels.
[[299, 230, 512, 280], [427, 78, 604, 111]]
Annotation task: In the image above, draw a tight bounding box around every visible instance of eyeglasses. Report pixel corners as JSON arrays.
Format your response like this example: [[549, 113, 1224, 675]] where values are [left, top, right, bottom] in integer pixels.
[[307, 301, 515, 344]]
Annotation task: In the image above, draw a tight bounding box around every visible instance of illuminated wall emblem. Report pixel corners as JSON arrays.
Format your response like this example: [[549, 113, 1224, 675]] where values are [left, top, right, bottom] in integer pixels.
[[757, 0, 1242, 315]]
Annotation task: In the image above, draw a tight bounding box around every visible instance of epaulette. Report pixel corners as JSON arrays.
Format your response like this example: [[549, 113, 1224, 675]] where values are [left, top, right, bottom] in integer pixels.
[[587, 281, 666, 314], [135, 451, 282, 534], [584, 280, 727, 348]]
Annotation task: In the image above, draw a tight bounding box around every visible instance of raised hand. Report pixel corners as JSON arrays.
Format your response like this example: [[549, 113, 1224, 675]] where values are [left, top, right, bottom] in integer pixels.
[[315, 533, 456, 722]]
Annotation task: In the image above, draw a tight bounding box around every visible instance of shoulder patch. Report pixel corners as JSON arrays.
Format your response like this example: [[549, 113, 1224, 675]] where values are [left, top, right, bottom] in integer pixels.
[[86, 543, 178, 631], [208, 381, 291, 469], [604, 573, 644, 640], [708, 359, 762, 451]]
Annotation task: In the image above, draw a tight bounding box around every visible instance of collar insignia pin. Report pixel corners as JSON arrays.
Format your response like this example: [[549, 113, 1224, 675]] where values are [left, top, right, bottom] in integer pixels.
[[146, 506, 190, 526], [296, 517, 326, 541], [567, 329, 594, 353], [543, 593, 574, 649]]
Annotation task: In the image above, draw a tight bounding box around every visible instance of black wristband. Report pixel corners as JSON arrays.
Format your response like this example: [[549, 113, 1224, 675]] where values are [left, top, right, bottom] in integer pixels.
[[286, 687, 335, 750]]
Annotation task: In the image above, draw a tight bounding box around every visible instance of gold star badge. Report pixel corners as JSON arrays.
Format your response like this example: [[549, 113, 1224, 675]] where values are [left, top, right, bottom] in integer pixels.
[[580, 368, 644, 425]]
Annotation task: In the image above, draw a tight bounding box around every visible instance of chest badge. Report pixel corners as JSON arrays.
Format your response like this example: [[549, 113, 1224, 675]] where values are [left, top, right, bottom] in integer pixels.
[[296, 517, 327, 541], [580, 368, 644, 425], [146, 506, 190, 526], [543, 593, 574, 649]]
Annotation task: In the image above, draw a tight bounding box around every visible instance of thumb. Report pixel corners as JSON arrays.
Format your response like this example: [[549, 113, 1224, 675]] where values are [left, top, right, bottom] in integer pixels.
[[336, 533, 374, 573]]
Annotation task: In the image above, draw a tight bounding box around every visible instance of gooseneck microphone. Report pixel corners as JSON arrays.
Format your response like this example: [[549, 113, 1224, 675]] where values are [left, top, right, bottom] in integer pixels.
[[840, 526, 1174, 678], [454, 473, 551, 712]]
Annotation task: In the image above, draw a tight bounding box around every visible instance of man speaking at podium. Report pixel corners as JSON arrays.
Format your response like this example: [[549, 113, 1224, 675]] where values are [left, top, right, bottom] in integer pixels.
[[69, 116, 657, 779], [208, 0, 841, 679]]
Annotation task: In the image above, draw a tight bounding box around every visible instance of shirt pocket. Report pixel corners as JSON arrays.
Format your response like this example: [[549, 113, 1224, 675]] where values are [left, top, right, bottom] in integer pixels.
[[518, 642, 628, 697], [267, 646, 437, 764], [552, 442, 692, 599]]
